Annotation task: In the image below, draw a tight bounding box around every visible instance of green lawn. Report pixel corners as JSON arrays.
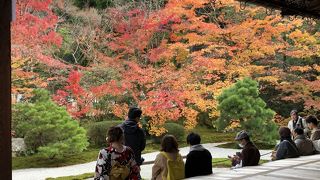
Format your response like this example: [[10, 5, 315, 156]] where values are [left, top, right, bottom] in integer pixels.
[[212, 158, 269, 168], [188, 128, 236, 144], [13, 126, 236, 169], [216, 142, 275, 150], [13, 148, 99, 170]]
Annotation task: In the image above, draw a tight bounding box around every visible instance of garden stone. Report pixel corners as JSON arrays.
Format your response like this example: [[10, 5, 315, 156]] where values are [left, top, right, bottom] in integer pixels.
[[12, 138, 26, 156]]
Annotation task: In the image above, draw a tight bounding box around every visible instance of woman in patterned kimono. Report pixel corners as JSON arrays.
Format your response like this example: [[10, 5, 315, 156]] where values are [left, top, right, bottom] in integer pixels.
[[94, 126, 140, 180]]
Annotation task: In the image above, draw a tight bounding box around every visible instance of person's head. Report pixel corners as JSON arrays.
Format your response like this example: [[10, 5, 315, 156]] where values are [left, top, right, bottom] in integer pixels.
[[161, 134, 179, 153], [290, 109, 298, 121], [107, 126, 124, 144], [306, 115, 318, 129], [128, 107, 142, 122], [186, 132, 201, 146], [235, 130, 250, 148], [279, 126, 291, 139], [293, 127, 304, 137]]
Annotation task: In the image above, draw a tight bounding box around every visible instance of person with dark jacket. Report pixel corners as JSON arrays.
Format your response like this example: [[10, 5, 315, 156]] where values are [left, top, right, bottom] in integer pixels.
[[119, 107, 146, 166], [274, 127, 300, 160], [229, 130, 260, 168], [293, 127, 314, 156], [185, 132, 212, 178]]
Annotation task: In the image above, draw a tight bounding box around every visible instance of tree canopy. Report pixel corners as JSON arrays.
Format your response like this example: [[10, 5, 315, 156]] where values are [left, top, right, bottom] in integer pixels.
[[13, 89, 89, 158], [11, 0, 320, 136], [217, 78, 277, 143]]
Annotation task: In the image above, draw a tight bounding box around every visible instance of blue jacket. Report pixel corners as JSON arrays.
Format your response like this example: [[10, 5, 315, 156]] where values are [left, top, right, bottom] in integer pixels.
[[276, 138, 300, 160]]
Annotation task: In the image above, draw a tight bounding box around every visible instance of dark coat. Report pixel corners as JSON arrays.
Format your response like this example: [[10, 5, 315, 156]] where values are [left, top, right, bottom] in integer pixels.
[[241, 142, 260, 166], [276, 138, 300, 160], [119, 119, 146, 165], [294, 135, 314, 156], [185, 145, 212, 178]]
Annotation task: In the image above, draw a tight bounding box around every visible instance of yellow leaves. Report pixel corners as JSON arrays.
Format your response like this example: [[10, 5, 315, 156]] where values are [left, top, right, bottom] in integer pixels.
[[148, 125, 167, 137], [182, 107, 199, 130], [288, 18, 304, 28], [248, 65, 265, 75], [163, 43, 190, 67], [210, 110, 220, 119], [185, 33, 205, 44], [145, 109, 182, 136], [218, 0, 238, 7], [285, 29, 320, 58], [225, 119, 240, 131], [12, 57, 48, 97], [12, 57, 30, 69], [164, 0, 204, 18], [202, 45, 231, 59], [172, 0, 208, 8], [210, 80, 233, 95], [256, 76, 280, 84], [289, 29, 317, 45], [193, 57, 226, 73], [290, 66, 311, 72], [314, 64, 320, 72], [112, 103, 129, 118]]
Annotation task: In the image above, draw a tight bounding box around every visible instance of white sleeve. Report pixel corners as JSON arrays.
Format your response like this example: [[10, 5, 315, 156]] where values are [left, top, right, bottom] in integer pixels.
[[302, 118, 308, 130], [288, 120, 293, 131], [231, 160, 243, 169]]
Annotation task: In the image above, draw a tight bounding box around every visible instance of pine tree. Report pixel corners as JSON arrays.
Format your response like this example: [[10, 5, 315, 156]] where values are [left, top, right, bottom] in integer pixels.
[[13, 89, 89, 158], [217, 78, 277, 144]]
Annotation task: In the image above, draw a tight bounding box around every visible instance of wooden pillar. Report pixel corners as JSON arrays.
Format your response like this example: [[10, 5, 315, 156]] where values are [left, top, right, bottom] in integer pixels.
[[0, 0, 12, 179]]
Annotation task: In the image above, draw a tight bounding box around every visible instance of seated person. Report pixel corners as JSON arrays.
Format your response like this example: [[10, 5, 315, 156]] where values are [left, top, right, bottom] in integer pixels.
[[94, 126, 140, 180], [185, 132, 212, 178], [152, 135, 185, 180], [293, 127, 314, 156], [228, 130, 260, 168], [306, 115, 320, 141], [273, 127, 300, 160]]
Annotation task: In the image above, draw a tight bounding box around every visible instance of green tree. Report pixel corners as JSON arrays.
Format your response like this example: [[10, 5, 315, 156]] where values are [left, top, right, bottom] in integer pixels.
[[72, 0, 167, 9], [216, 78, 277, 144], [72, 0, 121, 9], [13, 89, 89, 158]]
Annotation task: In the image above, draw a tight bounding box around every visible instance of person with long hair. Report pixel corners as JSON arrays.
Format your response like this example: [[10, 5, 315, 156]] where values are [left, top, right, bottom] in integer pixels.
[[152, 135, 184, 180], [94, 126, 140, 180]]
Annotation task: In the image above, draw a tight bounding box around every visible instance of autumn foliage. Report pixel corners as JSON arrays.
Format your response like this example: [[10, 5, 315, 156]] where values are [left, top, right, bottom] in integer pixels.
[[12, 0, 320, 136], [12, 0, 69, 99]]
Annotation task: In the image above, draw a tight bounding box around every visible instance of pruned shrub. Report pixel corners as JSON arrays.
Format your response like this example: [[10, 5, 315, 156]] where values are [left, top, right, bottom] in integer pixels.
[[164, 123, 185, 142], [87, 120, 123, 147]]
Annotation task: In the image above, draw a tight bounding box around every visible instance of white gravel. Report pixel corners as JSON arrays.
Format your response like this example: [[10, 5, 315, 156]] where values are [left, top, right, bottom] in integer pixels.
[[12, 143, 272, 180]]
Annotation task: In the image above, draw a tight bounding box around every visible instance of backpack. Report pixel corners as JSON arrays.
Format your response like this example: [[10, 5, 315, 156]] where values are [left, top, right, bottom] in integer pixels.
[[107, 149, 130, 180], [161, 152, 185, 180], [109, 161, 130, 180]]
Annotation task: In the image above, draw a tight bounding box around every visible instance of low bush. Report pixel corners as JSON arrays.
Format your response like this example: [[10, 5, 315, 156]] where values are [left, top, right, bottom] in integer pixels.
[[149, 123, 185, 143], [87, 120, 123, 147], [164, 123, 185, 142]]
